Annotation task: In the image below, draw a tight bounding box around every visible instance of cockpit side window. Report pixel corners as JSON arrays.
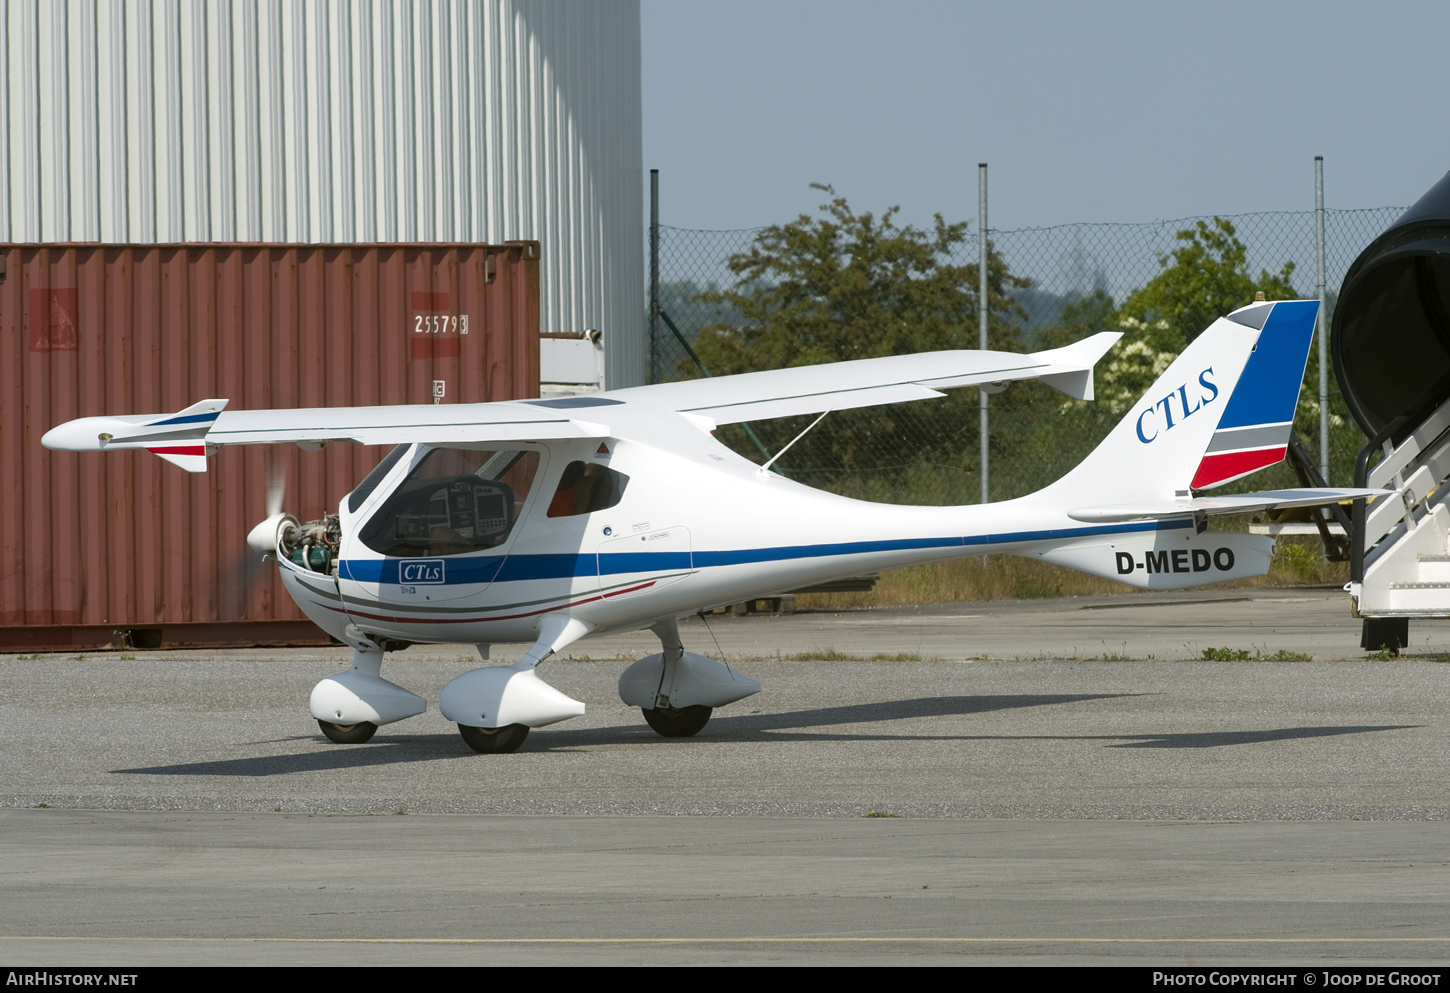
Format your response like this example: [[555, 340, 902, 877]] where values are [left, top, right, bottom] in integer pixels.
[[547, 461, 629, 517], [358, 448, 540, 556]]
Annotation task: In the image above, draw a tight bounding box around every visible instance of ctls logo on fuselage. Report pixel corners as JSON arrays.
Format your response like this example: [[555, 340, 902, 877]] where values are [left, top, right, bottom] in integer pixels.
[[399, 559, 445, 584], [1135, 368, 1219, 443]]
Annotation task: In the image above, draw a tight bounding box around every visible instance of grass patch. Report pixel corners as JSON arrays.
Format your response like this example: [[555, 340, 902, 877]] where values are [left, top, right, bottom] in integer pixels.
[[1259, 649, 1313, 662], [1201, 647, 1313, 662], [779, 647, 861, 662], [1014, 648, 1152, 662], [777, 648, 928, 662]]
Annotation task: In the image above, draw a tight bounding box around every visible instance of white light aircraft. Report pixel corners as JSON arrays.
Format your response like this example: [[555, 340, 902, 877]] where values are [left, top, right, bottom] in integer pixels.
[[44, 299, 1378, 753]]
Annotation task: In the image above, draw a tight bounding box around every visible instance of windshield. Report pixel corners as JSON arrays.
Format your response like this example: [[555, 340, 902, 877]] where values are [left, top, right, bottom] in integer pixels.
[[346, 444, 410, 513], [357, 447, 540, 556]]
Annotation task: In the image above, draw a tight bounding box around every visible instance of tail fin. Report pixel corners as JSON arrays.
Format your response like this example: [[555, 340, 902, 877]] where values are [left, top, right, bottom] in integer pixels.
[[1190, 300, 1318, 488], [1030, 300, 1319, 506]]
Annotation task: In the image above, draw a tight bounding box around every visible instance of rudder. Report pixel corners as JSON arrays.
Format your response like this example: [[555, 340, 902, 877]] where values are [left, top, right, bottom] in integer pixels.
[[1190, 299, 1319, 488]]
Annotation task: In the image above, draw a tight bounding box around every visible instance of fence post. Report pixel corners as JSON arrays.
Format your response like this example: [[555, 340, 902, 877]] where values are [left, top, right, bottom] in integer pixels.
[[650, 168, 661, 385], [978, 162, 989, 505], [1315, 156, 1329, 483]]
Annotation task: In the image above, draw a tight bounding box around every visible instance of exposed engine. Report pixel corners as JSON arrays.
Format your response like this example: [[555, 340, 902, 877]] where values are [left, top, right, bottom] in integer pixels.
[[282, 515, 340, 575]]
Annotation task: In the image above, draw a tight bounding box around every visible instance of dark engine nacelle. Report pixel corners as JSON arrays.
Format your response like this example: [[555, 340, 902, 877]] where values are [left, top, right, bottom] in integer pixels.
[[1333, 169, 1450, 445]]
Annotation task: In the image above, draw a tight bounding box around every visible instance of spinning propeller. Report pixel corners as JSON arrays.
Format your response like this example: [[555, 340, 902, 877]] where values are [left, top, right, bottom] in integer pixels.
[[229, 460, 299, 614], [246, 460, 300, 558]]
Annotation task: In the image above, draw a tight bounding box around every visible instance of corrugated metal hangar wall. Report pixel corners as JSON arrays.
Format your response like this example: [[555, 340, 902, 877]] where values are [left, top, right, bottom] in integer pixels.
[[0, 0, 644, 388]]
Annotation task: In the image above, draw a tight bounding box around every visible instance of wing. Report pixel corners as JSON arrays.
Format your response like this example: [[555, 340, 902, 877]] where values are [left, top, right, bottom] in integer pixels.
[[42, 331, 1120, 472], [603, 332, 1121, 425], [1067, 487, 1387, 524], [41, 397, 612, 472]]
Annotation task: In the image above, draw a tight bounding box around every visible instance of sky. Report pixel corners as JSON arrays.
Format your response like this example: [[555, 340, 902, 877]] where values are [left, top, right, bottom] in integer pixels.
[[641, 0, 1449, 233]]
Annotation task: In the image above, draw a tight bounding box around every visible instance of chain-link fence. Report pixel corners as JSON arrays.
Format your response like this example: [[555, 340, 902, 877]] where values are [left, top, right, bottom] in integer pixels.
[[650, 207, 1405, 506]]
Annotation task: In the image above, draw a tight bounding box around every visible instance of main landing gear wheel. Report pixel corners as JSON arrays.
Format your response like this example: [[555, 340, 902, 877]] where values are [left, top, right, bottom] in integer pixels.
[[642, 705, 712, 738], [317, 720, 378, 744], [458, 723, 530, 754]]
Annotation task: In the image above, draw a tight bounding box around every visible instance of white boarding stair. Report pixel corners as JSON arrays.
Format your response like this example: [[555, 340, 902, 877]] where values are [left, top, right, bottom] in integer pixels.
[[1350, 392, 1450, 645]]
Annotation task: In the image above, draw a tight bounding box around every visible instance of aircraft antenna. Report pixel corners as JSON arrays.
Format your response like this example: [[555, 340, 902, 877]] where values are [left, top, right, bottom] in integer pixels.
[[694, 610, 733, 675]]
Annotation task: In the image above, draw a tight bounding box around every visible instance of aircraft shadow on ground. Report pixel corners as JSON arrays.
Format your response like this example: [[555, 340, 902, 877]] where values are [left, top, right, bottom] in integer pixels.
[[110, 693, 1128, 776], [111, 697, 1418, 776], [1100, 725, 1419, 748], [541, 693, 1140, 747], [112, 736, 473, 777]]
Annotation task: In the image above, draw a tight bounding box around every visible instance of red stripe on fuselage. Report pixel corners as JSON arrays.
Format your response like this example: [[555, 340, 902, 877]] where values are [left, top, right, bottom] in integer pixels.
[[1191, 447, 1286, 489], [147, 445, 206, 456]]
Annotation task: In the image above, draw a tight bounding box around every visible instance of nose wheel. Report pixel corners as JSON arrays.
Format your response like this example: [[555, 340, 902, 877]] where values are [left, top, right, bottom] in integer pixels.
[[642, 705, 712, 738], [317, 720, 378, 744], [458, 723, 530, 754]]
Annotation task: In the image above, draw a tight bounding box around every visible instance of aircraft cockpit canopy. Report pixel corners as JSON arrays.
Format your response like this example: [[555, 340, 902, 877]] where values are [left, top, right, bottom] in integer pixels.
[[358, 446, 540, 557]]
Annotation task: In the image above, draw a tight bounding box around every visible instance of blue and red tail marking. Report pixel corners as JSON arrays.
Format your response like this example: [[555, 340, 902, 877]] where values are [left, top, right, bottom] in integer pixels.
[[1191, 300, 1318, 489]]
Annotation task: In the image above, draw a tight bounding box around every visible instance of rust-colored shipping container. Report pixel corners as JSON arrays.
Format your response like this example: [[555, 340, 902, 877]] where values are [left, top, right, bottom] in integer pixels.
[[0, 242, 541, 650]]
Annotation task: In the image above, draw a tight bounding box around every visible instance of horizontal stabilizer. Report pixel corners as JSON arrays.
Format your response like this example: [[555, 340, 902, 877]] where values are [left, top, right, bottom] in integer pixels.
[[1067, 487, 1386, 523]]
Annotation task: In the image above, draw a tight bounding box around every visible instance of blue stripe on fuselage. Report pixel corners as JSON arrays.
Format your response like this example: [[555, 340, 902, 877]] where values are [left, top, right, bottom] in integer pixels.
[[337, 519, 1187, 586], [340, 556, 509, 585]]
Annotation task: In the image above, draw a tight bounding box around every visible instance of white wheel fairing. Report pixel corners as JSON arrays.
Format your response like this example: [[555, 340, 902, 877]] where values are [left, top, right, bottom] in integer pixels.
[[309, 670, 426, 727], [618, 652, 761, 710], [439, 664, 586, 729]]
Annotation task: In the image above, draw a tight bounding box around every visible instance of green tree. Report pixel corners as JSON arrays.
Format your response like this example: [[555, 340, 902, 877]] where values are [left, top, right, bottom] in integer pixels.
[[689, 186, 1029, 487], [1115, 217, 1298, 350], [1071, 218, 1299, 413], [693, 184, 1026, 372], [657, 279, 742, 339]]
